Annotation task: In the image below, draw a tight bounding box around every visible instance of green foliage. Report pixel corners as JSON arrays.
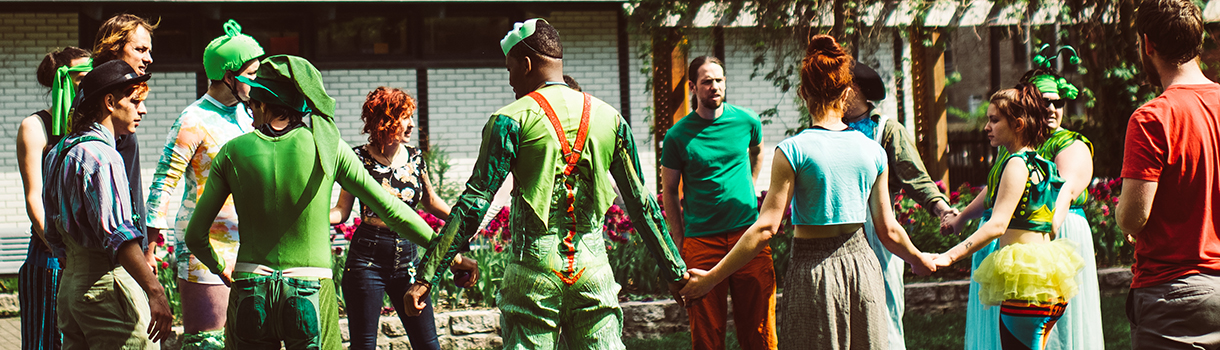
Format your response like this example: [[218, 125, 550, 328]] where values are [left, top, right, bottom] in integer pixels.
[[422, 145, 462, 203], [155, 244, 183, 322], [1084, 178, 1133, 267], [946, 100, 989, 131]]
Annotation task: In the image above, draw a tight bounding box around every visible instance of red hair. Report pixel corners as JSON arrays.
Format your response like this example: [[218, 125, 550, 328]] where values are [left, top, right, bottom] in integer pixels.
[[989, 83, 1052, 147], [361, 87, 417, 146], [798, 34, 854, 115]]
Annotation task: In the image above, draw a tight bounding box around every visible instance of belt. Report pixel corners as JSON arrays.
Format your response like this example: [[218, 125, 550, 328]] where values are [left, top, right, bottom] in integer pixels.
[[234, 262, 333, 279]]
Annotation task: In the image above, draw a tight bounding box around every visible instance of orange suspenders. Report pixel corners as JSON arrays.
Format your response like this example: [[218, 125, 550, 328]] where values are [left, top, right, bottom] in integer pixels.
[[527, 91, 592, 285]]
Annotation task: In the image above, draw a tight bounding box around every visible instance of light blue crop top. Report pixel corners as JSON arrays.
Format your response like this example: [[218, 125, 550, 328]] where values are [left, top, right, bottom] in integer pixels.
[[776, 127, 887, 225]]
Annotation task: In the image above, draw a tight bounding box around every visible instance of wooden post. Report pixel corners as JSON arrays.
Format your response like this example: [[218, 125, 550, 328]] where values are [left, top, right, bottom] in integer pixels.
[[909, 27, 950, 186], [651, 28, 689, 193]]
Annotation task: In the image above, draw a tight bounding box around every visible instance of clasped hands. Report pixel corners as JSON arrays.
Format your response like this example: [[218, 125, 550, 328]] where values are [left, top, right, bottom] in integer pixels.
[[403, 254, 480, 317]]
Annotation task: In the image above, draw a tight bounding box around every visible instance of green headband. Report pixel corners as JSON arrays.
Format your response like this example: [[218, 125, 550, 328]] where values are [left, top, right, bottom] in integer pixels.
[[50, 58, 93, 136], [1029, 74, 1079, 100], [1030, 44, 1081, 100], [500, 18, 543, 56]]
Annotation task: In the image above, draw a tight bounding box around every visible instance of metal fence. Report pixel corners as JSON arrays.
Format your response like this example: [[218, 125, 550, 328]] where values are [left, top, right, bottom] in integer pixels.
[[946, 131, 998, 189]]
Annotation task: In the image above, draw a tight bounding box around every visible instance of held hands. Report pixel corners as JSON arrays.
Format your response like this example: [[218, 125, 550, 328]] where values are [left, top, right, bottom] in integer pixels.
[[404, 282, 429, 317], [678, 269, 716, 303], [667, 272, 690, 307], [931, 253, 955, 268], [451, 254, 480, 288], [908, 252, 938, 276], [940, 212, 965, 236]]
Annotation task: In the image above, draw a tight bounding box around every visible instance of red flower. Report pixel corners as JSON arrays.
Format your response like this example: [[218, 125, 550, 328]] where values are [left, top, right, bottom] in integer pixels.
[[161, 261, 169, 269], [166, 245, 175, 255]]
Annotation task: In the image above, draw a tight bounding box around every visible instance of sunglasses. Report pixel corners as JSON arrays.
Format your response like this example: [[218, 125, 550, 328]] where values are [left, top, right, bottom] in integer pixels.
[[1046, 98, 1066, 109]]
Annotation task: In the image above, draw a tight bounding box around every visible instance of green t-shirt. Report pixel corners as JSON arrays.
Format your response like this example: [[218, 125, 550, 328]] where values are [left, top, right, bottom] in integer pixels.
[[661, 103, 762, 237]]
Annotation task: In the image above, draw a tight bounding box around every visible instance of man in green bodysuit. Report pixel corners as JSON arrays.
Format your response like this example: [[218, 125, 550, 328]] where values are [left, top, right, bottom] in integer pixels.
[[184, 55, 477, 349], [405, 18, 689, 349]]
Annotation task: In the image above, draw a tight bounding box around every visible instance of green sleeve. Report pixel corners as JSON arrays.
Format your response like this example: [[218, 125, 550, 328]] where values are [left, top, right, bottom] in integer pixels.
[[881, 118, 948, 207], [333, 140, 435, 245], [184, 150, 231, 275], [417, 115, 519, 286], [609, 118, 686, 283]]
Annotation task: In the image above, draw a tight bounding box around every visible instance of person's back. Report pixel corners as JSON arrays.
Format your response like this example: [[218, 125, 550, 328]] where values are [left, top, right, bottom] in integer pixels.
[[780, 128, 885, 226], [496, 85, 623, 248], [1123, 83, 1220, 284], [210, 126, 337, 269]]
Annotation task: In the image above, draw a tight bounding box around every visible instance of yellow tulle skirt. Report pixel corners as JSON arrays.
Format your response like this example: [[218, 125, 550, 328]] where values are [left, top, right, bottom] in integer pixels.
[[973, 239, 1084, 306]]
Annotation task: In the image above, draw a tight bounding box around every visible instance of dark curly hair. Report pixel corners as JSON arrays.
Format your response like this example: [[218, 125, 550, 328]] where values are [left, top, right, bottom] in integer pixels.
[[989, 83, 1052, 147], [798, 34, 854, 116], [361, 87, 417, 147]]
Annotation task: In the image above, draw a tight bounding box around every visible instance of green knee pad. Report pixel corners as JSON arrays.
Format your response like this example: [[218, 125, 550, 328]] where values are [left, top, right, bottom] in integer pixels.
[[182, 329, 226, 350]]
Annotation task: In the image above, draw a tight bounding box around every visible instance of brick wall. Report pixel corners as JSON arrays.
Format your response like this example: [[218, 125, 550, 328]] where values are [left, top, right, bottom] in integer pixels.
[[0, 13, 79, 228]]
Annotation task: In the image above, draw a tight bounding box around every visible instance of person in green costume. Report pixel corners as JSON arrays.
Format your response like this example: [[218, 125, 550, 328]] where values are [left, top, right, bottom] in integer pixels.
[[183, 54, 477, 349], [944, 46, 1101, 350], [404, 18, 689, 349], [146, 19, 263, 350]]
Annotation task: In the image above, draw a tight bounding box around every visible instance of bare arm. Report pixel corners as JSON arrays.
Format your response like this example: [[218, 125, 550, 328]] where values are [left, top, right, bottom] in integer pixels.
[[681, 148, 793, 298], [420, 170, 452, 220], [869, 167, 933, 274], [17, 116, 50, 246], [1051, 142, 1093, 234], [660, 166, 684, 249], [749, 141, 763, 183], [941, 159, 1028, 263], [329, 190, 355, 225], [1116, 179, 1158, 242]]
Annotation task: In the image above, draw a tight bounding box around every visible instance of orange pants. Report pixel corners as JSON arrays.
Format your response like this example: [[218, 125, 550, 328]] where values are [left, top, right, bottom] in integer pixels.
[[683, 227, 778, 350]]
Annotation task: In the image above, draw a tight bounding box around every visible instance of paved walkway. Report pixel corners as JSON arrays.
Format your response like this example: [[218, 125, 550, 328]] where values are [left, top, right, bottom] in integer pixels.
[[0, 317, 19, 349]]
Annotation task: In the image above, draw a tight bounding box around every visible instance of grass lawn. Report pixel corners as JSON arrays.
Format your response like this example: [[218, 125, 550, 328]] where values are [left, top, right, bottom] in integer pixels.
[[623, 295, 1131, 349]]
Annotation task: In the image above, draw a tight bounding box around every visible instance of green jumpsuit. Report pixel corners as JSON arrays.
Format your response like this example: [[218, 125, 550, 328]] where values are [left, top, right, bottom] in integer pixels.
[[417, 85, 686, 349]]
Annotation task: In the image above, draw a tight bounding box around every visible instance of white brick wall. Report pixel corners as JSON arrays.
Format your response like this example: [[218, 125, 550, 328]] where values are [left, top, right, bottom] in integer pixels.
[[0, 10, 919, 228], [0, 13, 79, 229]]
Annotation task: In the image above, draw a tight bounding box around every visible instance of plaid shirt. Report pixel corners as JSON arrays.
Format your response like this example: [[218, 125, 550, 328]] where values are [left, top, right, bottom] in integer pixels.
[[43, 122, 143, 263]]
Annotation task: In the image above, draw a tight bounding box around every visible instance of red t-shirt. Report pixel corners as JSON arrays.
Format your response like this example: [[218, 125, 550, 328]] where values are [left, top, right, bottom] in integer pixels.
[[1122, 83, 1220, 289]]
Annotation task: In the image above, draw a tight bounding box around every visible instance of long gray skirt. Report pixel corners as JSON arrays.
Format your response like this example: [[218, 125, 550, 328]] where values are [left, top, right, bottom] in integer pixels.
[[780, 229, 887, 350]]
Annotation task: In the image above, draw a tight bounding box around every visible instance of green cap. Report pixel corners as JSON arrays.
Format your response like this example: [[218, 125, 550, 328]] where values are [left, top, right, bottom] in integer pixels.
[[500, 18, 544, 56], [203, 20, 264, 81], [238, 55, 340, 174]]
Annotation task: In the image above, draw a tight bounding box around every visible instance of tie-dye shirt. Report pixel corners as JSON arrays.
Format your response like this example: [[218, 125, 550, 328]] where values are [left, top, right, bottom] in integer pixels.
[[43, 123, 143, 263], [146, 95, 252, 282]]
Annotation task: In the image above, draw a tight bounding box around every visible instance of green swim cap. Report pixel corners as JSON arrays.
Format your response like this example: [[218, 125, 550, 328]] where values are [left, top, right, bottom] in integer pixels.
[[500, 18, 544, 56], [1028, 74, 1079, 100], [203, 19, 264, 81]]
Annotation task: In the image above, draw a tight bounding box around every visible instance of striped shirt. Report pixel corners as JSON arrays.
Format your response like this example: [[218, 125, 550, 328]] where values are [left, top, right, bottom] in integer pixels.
[[43, 122, 143, 263]]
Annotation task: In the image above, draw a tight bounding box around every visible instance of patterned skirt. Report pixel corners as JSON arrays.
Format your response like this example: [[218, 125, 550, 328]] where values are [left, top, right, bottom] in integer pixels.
[[779, 229, 887, 350], [19, 234, 61, 350]]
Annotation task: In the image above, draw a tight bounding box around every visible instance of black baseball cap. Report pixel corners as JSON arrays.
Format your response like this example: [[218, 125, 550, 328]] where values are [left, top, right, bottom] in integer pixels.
[[73, 60, 151, 110], [851, 61, 885, 101]]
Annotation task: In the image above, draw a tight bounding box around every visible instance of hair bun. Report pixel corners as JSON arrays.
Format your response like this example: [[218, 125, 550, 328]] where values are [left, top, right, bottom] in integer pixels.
[[806, 34, 843, 57]]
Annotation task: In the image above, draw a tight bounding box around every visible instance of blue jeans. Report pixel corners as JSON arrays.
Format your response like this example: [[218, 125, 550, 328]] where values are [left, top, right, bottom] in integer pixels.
[[342, 224, 439, 350]]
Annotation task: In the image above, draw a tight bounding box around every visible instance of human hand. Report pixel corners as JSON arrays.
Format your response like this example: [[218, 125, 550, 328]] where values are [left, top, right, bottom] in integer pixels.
[[451, 254, 479, 288], [667, 272, 690, 307], [403, 282, 429, 317], [679, 269, 717, 302], [940, 213, 964, 236], [908, 253, 937, 276], [146, 289, 174, 342], [931, 253, 955, 268]]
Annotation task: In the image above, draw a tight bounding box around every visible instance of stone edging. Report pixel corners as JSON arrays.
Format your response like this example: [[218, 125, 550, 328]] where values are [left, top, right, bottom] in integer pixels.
[[33, 267, 1137, 349]]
